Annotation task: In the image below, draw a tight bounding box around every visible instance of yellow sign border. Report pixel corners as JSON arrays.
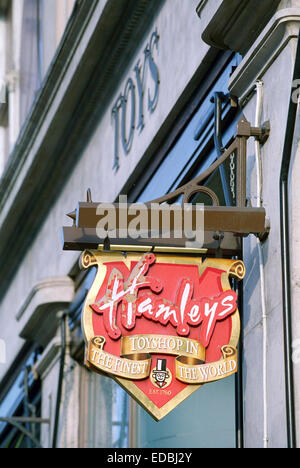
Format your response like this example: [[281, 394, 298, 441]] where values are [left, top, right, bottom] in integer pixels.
[[81, 251, 245, 421]]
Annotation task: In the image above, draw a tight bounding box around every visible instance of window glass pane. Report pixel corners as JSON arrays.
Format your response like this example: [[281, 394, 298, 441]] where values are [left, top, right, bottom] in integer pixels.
[[90, 374, 129, 448], [0, 350, 42, 448], [136, 376, 236, 448], [112, 384, 129, 448]]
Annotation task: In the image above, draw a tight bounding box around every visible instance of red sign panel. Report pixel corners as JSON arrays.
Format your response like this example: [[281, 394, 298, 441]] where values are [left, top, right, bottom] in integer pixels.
[[81, 250, 245, 420]]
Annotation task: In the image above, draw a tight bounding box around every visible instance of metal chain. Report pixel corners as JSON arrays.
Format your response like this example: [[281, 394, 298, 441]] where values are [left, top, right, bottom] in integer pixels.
[[229, 152, 236, 201]]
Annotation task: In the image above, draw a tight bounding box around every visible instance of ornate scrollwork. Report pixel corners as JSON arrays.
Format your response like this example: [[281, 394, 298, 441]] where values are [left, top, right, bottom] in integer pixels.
[[81, 250, 97, 269], [92, 336, 106, 350], [221, 346, 236, 359], [182, 186, 220, 206], [229, 260, 246, 280]]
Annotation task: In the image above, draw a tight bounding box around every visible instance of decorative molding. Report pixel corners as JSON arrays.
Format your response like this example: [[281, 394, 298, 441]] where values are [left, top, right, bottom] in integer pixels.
[[33, 337, 62, 381], [196, 0, 209, 18], [16, 276, 74, 321], [17, 276, 74, 347], [229, 8, 300, 103], [202, 0, 281, 56]]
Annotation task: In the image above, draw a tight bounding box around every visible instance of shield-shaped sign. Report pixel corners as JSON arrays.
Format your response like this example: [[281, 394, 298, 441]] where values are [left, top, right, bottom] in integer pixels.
[[81, 250, 245, 421]]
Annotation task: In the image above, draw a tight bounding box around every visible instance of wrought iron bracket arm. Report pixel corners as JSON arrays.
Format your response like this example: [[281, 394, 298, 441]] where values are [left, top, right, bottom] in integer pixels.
[[62, 115, 271, 256], [237, 115, 270, 144]]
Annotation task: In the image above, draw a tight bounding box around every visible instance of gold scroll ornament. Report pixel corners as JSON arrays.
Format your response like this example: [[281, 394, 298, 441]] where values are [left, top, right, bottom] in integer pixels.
[[86, 337, 151, 380], [85, 335, 238, 385], [175, 346, 238, 384]]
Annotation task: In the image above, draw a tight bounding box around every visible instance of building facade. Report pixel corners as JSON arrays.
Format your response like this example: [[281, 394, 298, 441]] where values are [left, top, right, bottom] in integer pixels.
[[0, 0, 300, 448]]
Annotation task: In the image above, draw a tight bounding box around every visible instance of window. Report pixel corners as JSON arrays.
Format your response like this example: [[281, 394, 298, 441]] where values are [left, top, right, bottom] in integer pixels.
[[19, 0, 43, 125], [111, 385, 129, 448], [135, 378, 237, 448], [19, 0, 76, 126], [0, 348, 42, 448]]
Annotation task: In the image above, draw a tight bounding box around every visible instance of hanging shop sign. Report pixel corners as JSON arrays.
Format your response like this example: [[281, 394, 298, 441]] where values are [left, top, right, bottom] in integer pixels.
[[62, 115, 271, 420], [81, 249, 245, 421]]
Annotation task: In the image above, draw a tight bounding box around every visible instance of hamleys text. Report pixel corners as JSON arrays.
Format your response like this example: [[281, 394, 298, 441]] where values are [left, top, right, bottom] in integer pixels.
[[91, 254, 237, 348]]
